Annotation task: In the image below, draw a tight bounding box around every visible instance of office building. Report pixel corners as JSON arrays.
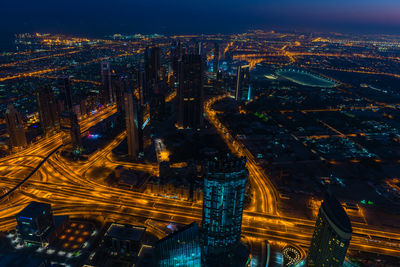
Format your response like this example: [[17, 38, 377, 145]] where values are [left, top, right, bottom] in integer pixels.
[[145, 46, 161, 88], [137, 69, 148, 105], [60, 76, 81, 149], [101, 62, 113, 105], [202, 155, 248, 265], [196, 41, 202, 56], [177, 54, 204, 129], [62, 76, 73, 111], [60, 111, 81, 149], [4, 104, 27, 149], [137, 103, 151, 154], [124, 90, 139, 160], [100, 223, 148, 266], [155, 222, 201, 267], [306, 192, 352, 266], [213, 43, 219, 74], [35, 85, 59, 135], [115, 74, 129, 114], [16, 202, 54, 246], [235, 65, 251, 101]]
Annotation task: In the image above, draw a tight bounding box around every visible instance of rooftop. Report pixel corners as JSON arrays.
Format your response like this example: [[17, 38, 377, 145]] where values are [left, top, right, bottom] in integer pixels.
[[322, 193, 352, 234], [17, 202, 51, 219], [106, 223, 146, 242]]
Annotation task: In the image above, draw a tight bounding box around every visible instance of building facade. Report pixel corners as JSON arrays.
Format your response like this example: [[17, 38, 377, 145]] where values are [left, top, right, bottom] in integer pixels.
[[124, 90, 139, 160], [101, 62, 113, 105], [155, 222, 201, 267], [177, 54, 204, 129], [35, 85, 59, 135], [235, 65, 251, 102], [202, 156, 248, 259], [16, 202, 55, 246], [4, 104, 27, 149], [307, 193, 352, 266]]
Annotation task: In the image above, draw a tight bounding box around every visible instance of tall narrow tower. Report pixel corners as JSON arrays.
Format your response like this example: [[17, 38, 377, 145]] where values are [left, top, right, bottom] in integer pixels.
[[59, 76, 81, 149], [35, 85, 59, 135], [202, 155, 248, 265], [124, 90, 139, 160], [177, 54, 204, 129], [235, 65, 251, 101], [4, 104, 27, 149], [307, 192, 352, 266], [145, 46, 161, 94], [213, 43, 220, 75], [101, 62, 113, 105]]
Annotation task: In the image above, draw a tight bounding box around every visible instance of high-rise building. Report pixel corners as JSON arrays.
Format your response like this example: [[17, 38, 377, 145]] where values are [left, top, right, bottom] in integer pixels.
[[202, 155, 248, 265], [196, 42, 202, 56], [306, 192, 352, 266], [235, 65, 251, 101], [62, 76, 73, 111], [60, 111, 81, 149], [213, 43, 219, 75], [60, 76, 81, 149], [177, 54, 204, 129], [115, 75, 129, 114], [4, 104, 27, 149], [101, 62, 113, 105], [137, 69, 148, 105], [35, 85, 59, 135], [124, 90, 139, 160], [155, 222, 201, 267], [137, 103, 151, 154], [145, 46, 161, 87], [16, 202, 54, 246]]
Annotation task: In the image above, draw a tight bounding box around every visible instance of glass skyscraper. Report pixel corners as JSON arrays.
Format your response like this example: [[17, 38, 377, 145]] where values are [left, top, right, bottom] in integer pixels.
[[202, 155, 248, 265], [155, 222, 201, 267], [307, 192, 352, 266]]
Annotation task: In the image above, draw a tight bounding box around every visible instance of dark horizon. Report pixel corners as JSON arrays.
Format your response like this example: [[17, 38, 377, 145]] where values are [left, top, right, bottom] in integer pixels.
[[2, 0, 400, 41]]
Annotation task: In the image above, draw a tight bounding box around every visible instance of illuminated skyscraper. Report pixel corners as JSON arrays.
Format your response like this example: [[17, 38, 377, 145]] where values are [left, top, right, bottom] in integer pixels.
[[196, 41, 202, 56], [202, 155, 248, 266], [16, 201, 54, 246], [4, 104, 27, 149], [124, 89, 139, 160], [213, 43, 219, 75], [307, 192, 352, 266], [101, 62, 113, 105], [235, 65, 251, 101], [177, 54, 204, 129], [35, 85, 59, 135], [155, 222, 201, 267]]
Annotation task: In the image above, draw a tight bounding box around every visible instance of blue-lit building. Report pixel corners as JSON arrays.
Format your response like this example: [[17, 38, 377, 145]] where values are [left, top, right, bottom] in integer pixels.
[[306, 192, 352, 266], [235, 65, 251, 101], [154, 222, 201, 267], [16, 202, 54, 246], [202, 155, 249, 266]]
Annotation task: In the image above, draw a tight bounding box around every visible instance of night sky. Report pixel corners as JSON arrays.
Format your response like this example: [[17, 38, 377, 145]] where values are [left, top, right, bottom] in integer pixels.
[[2, 0, 400, 36]]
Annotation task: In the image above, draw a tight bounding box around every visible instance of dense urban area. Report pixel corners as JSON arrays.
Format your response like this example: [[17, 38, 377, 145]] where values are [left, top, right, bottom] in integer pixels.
[[0, 30, 400, 266]]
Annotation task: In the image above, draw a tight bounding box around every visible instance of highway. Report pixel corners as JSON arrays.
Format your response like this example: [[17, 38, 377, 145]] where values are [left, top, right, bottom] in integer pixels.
[[0, 95, 399, 259]]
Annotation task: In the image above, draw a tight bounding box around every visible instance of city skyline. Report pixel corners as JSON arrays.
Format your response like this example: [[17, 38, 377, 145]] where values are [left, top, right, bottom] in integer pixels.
[[0, 4, 400, 265]]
